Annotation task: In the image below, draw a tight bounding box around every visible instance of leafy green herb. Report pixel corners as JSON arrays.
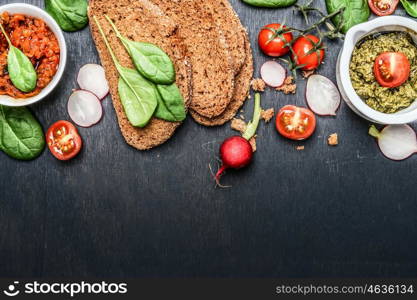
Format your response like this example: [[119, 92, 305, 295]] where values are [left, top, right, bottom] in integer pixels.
[[241, 0, 297, 8], [0, 105, 45, 160], [45, 0, 88, 32], [155, 84, 186, 122], [401, 0, 417, 17], [0, 23, 37, 93], [104, 15, 175, 85], [325, 0, 369, 34], [94, 16, 157, 128], [243, 93, 262, 141]]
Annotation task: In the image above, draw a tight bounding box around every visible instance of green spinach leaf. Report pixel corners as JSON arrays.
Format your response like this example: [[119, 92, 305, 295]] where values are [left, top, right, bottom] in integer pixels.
[[0, 105, 45, 160], [105, 15, 175, 85], [94, 16, 157, 128], [326, 0, 370, 34], [45, 0, 88, 32], [401, 0, 417, 17], [155, 83, 186, 122], [241, 0, 297, 8], [0, 23, 37, 93], [118, 67, 158, 127]]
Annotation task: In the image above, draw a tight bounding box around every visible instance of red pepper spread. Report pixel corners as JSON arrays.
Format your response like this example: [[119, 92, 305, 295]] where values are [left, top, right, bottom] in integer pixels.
[[0, 12, 60, 98]]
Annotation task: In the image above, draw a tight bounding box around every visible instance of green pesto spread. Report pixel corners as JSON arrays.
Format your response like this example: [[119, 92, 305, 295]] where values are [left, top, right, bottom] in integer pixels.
[[350, 32, 417, 114]]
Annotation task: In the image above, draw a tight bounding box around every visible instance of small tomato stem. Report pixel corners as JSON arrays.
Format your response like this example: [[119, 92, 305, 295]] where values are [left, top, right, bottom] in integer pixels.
[[242, 93, 261, 141]]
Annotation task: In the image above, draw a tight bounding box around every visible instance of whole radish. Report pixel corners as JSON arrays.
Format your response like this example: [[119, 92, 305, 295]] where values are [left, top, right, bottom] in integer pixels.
[[215, 93, 262, 185]]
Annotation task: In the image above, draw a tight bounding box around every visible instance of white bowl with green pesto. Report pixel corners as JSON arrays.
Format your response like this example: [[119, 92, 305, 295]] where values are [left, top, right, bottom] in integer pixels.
[[337, 16, 417, 124], [0, 3, 67, 107]]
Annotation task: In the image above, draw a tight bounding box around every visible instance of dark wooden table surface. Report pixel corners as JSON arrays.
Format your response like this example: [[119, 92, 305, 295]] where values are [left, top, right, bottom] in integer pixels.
[[1, 0, 416, 278]]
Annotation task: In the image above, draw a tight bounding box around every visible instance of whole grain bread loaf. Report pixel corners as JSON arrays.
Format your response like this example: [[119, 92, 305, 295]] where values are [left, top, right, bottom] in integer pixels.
[[88, 0, 192, 150], [150, 0, 235, 118], [190, 30, 253, 126]]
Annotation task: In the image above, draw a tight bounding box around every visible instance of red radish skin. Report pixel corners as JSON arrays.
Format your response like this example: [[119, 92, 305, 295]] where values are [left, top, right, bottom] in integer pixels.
[[215, 136, 253, 185], [261, 61, 287, 88]]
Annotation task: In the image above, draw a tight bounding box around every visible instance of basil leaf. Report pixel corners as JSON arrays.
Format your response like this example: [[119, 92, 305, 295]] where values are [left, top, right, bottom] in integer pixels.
[[241, 0, 297, 8], [155, 83, 186, 122], [45, 0, 88, 32], [0, 105, 45, 160], [117, 67, 157, 128], [326, 0, 370, 34], [401, 0, 417, 17], [105, 16, 175, 85], [8, 46, 37, 93]]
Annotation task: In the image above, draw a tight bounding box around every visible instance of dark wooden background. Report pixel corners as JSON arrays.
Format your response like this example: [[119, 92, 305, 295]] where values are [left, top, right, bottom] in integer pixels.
[[1, 0, 416, 278]]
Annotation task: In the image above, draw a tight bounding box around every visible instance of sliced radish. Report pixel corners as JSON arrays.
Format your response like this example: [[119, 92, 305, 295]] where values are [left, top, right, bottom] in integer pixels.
[[369, 125, 417, 161], [77, 64, 109, 100], [68, 90, 103, 127], [260, 61, 286, 87], [306, 74, 341, 116]]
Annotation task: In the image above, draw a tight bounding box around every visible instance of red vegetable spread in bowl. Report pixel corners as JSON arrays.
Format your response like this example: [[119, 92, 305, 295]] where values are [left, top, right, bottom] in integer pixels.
[[0, 12, 60, 99]]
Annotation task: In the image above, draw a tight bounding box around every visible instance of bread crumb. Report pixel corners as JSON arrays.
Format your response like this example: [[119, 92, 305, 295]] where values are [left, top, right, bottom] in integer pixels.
[[251, 78, 266, 92], [249, 136, 257, 152], [261, 108, 275, 123], [328, 133, 338, 146], [296, 146, 305, 151], [231, 118, 247, 134], [276, 76, 296, 94], [301, 69, 315, 78]]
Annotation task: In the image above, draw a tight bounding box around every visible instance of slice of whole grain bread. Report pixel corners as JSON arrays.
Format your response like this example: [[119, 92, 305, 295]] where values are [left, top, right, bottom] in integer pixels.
[[210, 0, 246, 75], [150, 0, 235, 118], [88, 0, 192, 150], [190, 29, 253, 126]]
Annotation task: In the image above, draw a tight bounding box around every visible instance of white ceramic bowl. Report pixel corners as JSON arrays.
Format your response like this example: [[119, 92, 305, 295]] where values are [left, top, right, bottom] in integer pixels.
[[0, 3, 67, 107], [337, 16, 417, 124]]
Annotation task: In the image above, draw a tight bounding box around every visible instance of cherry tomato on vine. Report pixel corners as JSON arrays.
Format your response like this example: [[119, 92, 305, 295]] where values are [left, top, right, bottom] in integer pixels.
[[291, 34, 325, 71], [374, 52, 410, 88], [368, 0, 399, 16], [46, 121, 82, 161], [258, 23, 293, 57], [276, 105, 316, 141]]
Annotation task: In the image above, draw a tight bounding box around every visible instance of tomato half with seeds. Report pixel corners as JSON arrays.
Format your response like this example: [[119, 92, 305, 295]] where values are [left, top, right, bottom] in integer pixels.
[[291, 34, 325, 71], [46, 121, 82, 161], [374, 52, 410, 88], [368, 0, 399, 16], [258, 23, 294, 57], [276, 105, 316, 140]]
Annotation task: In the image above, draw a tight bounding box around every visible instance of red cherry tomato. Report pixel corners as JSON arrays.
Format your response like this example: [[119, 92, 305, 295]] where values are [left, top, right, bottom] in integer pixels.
[[291, 34, 325, 71], [368, 0, 399, 16], [46, 121, 82, 161], [374, 52, 410, 88], [258, 23, 293, 57], [276, 105, 316, 141]]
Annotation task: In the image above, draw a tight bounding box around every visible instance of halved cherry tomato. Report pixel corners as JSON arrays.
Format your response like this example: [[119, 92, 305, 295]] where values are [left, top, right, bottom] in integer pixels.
[[46, 121, 82, 161], [291, 34, 325, 71], [368, 0, 399, 16], [258, 23, 293, 57], [276, 105, 316, 140], [374, 52, 410, 88]]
